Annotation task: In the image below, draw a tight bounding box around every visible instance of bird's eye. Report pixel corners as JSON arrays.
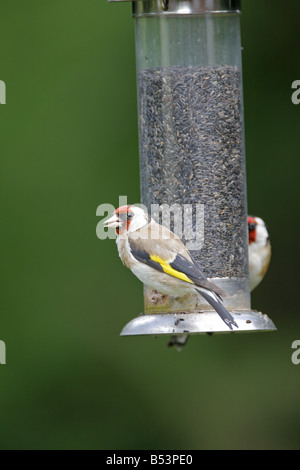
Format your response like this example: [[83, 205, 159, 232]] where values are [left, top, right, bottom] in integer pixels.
[[127, 212, 133, 220], [249, 222, 256, 232]]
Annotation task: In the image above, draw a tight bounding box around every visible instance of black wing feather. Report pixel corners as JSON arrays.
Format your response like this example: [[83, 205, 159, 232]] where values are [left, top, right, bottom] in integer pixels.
[[129, 245, 164, 272], [169, 253, 206, 282], [170, 253, 226, 299]]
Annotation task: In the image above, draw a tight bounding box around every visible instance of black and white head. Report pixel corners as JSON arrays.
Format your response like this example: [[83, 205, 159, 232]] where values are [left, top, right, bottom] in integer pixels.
[[248, 215, 270, 248], [104, 205, 150, 235]]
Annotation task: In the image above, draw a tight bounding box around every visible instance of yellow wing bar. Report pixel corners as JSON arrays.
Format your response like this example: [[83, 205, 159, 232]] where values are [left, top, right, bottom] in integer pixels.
[[150, 255, 194, 284]]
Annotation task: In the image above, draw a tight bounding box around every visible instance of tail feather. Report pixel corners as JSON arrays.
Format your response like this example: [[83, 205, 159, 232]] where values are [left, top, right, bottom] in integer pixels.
[[197, 289, 238, 330]]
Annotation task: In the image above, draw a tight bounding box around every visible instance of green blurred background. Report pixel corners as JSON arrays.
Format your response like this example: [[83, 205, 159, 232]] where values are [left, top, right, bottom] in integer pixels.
[[1, 0, 299, 450]]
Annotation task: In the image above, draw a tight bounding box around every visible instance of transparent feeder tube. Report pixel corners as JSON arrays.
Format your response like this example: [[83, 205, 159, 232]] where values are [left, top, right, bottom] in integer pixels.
[[134, 1, 249, 314]]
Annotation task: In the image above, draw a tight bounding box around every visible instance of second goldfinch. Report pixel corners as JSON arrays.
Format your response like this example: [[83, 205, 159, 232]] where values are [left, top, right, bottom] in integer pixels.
[[248, 215, 271, 291], [104, 204, 238, 331]]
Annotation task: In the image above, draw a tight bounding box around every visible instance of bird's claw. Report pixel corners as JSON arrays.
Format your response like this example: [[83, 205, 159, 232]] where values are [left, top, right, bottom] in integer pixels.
[[148, 289, 168, 305]]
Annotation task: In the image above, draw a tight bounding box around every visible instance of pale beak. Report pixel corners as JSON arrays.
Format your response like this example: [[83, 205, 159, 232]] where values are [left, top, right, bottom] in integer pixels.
[[103, 213, 120, 228]]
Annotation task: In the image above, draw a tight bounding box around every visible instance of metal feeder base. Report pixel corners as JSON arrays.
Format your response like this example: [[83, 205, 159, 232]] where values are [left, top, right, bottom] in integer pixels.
[[120, 310, 276, 336]]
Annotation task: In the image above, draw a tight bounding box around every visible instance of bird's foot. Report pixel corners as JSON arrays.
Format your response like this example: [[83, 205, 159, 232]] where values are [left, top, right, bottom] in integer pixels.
[[148, 290, 168, 305]]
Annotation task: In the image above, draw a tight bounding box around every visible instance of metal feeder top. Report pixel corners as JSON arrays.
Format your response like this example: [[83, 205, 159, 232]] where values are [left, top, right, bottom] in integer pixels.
[[108, 0, 241, 16]]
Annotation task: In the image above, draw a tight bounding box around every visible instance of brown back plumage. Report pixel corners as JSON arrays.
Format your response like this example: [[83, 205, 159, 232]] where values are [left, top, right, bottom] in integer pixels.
[[128, 220, 227, 299]]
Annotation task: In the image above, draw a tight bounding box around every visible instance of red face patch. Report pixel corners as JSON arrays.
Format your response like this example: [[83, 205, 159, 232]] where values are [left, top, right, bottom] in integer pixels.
[[115, 205, 131, 215], [115, 205, 132, 234], [248, 216, 257, 244]]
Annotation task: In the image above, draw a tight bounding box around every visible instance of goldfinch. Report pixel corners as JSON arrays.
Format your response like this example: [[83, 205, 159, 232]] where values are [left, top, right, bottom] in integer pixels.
[[248, 215, 271, 291], [104, 204, 238, 331]]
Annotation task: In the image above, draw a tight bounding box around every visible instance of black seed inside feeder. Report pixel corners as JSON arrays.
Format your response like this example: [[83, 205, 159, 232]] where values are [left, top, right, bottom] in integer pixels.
[[109, 0, 276, 341]]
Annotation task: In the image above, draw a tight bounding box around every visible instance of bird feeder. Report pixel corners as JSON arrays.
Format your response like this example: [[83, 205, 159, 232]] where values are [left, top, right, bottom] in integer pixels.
[[109, 0, 276, 340]]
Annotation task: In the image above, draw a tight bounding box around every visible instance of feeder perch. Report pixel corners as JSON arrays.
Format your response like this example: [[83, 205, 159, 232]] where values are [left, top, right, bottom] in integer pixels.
[[109, 0, 276, 338]]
